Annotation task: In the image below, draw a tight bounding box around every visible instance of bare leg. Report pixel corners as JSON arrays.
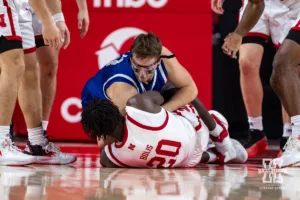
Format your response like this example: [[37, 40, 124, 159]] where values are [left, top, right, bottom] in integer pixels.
[[36, 46, 59, 122], [271, 39, 300, 117], [18, 52, 42, 128], [239, 43, 264, 119], [0, 49, 25, 125]]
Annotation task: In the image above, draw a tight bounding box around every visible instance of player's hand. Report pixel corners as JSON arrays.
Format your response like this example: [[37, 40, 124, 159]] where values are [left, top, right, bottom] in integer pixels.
[[42, 23, 61, 49], [211, 0, 224, 14], [78, 10, 90, 38], [56, 21, 71, 49], [174, 104, 201, 129], [222, 32, 242, 59]]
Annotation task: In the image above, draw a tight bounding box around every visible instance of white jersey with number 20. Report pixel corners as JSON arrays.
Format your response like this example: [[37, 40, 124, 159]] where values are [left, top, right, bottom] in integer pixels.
[[104, 104, 210, 168]]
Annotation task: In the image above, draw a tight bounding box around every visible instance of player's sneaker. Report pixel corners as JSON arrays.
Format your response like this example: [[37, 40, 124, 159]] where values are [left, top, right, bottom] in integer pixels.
[[273, 136, 300, 168], [24, 140, 77, 165], [209, 111, 236, 163], [0, 138, 36, 166], [243, 129, 268, 158], [277, 136, 289, 158], [230, 139, 248, 163]]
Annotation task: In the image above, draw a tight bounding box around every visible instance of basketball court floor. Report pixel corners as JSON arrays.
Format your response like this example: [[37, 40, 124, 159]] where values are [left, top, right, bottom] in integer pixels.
[[2, 141, 299, 200]]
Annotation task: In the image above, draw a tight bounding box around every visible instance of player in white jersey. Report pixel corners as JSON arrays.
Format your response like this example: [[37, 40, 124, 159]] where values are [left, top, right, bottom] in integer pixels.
[[212, 0, 291, 158], [0, 0, 60, 165], [221, 0, 300, 167], [19, 0, 89, 139], [81, 90, 248, 168]]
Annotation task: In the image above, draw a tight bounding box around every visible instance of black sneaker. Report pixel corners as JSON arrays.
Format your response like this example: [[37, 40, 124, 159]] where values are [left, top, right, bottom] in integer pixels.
[[243, 129, 268, 158], [24, 140, 76, 165]]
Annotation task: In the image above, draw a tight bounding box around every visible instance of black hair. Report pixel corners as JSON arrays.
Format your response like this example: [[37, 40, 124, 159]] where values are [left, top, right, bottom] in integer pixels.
[[81, 98, 123, 140]]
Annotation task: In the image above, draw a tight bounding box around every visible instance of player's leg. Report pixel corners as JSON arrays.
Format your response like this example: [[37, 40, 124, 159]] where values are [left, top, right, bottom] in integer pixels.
[[32, 10, 59, 133], [36, 45, 59, 132], [271, 27, 300, 167], [0, 0, 35, 165], [239, 41, 268, 158]]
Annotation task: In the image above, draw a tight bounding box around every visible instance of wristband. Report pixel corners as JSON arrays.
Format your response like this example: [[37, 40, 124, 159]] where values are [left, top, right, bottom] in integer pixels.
[[53, 13, 65, 23]]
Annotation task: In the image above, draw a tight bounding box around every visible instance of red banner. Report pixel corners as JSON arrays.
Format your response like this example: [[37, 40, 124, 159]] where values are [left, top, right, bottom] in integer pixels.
[[14, 0, 212, 140]]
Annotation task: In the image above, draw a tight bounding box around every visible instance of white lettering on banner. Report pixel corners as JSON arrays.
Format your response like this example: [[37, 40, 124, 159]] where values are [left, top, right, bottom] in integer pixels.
[[61, 97, 82, 123], [93, 0, 168, 8], [96, 27, 146, 69]]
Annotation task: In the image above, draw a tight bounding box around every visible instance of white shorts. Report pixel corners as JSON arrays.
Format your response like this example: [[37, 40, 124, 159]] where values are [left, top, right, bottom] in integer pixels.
[[239, 0, 291, 46], [0, 0, 23, 41], [0, 0, 36, 52]]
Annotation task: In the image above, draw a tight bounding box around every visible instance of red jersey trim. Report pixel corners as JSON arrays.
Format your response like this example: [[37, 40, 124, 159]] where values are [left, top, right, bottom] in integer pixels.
[[4, 0, 16, 37], [4, 36, 22, 41], [24, 47, 36, 54], [108, 144, 130, 167], [115, 123, 128, 149], [35, 35, 43, 40], [245, 32, 269, 40], [126, 110, 169, 131]]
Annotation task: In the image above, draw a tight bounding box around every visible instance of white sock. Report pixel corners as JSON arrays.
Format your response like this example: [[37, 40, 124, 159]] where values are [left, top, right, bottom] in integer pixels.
[[42, 120, 49, 131], [283, 123, 292, 137], [209, 124, 223, 137], [291, 115, 300, 136], [0, 126, 10, 140], [248, 116, 263, 131], [28, 126, 46, 145]]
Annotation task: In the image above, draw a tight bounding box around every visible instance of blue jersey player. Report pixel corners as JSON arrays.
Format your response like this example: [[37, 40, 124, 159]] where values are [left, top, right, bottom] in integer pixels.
[[82, 32, 198, 114]]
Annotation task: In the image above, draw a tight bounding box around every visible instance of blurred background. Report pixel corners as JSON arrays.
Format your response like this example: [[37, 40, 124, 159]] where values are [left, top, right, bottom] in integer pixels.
[[12, 0, 283, 141]]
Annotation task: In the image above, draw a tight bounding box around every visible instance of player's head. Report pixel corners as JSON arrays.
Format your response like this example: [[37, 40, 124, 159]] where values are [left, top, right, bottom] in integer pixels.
[[130, 32, 162, 83], [81, 98, 123, 140]]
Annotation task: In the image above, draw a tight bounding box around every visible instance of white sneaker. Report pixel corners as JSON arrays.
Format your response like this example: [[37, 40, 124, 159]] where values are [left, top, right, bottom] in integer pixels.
[[272, 136, 300, 168], [230, 139, 248, 163], [0, 138, 36, 166], [24, 141, 77, 165], [209, 111, 236, 163]]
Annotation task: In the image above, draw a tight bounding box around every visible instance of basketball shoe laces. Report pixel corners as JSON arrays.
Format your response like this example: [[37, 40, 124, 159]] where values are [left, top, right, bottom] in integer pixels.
[[283, 136, 300, 153], [1, 138, 23, 153], [43, 142, 60, 154]]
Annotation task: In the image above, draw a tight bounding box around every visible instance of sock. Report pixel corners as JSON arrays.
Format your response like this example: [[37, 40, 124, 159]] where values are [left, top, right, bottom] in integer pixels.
[[0, 126, 10, 140], [283, 123, 292, 137], [28, 126, 46, 145], [248, 116, 263, 131], [206, 150, 217, 163], [209, 123, 223, 137], [291, 115, 300, 136], [42, 120, 49, 131]]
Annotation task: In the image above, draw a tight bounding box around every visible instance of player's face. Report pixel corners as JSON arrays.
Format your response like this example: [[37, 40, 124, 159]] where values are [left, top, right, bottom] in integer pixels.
[[131, 54, 160, 83]]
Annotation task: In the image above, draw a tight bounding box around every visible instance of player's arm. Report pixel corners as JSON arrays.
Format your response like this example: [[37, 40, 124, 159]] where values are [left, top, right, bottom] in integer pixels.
[[162, 83, 216, 131], [45, 0, 70, 49], [222, 0, 264, 58], [76, 0, 90, 38], [107, 82, 138, 116], [235, 0, 265, 37], [100, 148, 119, 168], [161, 46, 198, 112], [29, 0, 60, 49], [127, 91, 164, 114]]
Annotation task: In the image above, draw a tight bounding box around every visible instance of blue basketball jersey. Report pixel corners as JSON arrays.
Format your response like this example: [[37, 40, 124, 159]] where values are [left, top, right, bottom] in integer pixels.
[[81, 52, 168, 107]]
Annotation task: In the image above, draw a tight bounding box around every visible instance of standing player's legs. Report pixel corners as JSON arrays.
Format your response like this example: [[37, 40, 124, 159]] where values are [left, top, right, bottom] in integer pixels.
[[271, 26, 300, 167], [238, 37, 268, 158]]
